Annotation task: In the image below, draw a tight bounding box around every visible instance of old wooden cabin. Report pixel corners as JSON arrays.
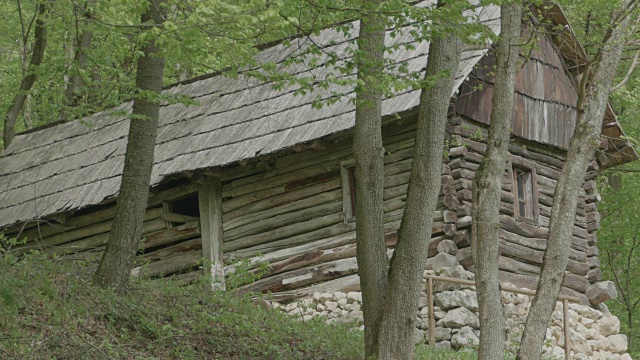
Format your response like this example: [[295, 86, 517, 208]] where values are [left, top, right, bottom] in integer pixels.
[[0, 3, 636, 305]]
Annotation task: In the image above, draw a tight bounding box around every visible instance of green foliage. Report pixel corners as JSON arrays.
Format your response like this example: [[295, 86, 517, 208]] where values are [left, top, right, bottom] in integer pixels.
[[0, 253, 363, 359]]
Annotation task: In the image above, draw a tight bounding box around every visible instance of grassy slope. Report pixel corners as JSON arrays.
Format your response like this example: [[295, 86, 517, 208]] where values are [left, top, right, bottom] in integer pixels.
[[0, 253, 475, 359]]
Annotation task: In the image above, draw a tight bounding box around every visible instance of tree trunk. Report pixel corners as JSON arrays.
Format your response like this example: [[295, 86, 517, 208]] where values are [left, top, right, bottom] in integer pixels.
[[375, 28, 463, 359], [472, 2, 522, 359], [3, 0, 49, 149], [517, 3, 634, 359], [60, 4, 93, 122], [353, 0, 387, 358], [94, 0, 166, 293], [353, 1, 388, 356]]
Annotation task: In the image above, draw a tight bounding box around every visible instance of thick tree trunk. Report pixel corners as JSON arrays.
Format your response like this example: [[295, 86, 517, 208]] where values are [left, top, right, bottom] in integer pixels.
[[60, 9, 93, 122], [353, 1, 388, 356], [94, 0, 166, 293], [517, 4, 633, 359], [472, 2, 522, 359], [3, 0, 48, 149], [375, 26, 463, 360]]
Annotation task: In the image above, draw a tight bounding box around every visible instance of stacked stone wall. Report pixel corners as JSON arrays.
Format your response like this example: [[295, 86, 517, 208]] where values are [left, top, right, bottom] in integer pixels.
[[270, 255, 631, 359]]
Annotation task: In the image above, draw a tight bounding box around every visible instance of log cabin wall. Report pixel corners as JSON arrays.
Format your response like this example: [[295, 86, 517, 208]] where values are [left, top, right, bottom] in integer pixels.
[[4, 181, 204, 281], [220, 119, 458, 300], [3, 111, 603, 304], [447, 116, 600, 304]]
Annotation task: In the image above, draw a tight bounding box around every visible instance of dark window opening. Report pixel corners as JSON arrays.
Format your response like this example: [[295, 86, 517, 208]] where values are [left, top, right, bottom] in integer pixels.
[[341, 161, 357, 222], [513, 167, 534, 220], [164, 194, 200, 228]]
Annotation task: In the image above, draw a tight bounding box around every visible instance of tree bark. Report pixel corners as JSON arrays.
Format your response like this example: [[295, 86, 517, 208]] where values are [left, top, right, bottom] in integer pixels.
[[472, 2, 522, 359], [60, 3, 93, 122], [353, 1, 388, 356], [94, 0, 166, 293], [517, 3, 634, 359], [375, 8, 464, 357], [3, 0, 49, 149]]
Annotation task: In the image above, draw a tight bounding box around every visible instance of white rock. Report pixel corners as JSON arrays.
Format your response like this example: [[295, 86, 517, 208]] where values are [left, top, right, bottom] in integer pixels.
[[451, 326, 479, 350], [443, 307, 480, 329], [606, 334, 628, 354], [319, 293, 333, 303], [435, 327, 452, 341], [434, 290, 478, 312], [430, 253, 460, 273], [334, 292, 347, 301], [347, 292, 362, 303], [325, 301, 338, 311], [599, 315, 621, 337], [337, 298, 348, 307], [413, 329, 426, 345]]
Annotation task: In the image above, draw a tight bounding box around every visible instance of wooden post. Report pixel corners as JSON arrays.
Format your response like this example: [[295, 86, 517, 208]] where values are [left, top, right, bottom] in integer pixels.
[[198, 176, 225, 290], [428, 277, 435, 347], [563, 299, 571, 360]]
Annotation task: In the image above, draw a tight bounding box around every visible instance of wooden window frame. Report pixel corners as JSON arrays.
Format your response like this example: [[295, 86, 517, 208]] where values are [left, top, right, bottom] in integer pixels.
[[162, 193, 200, 229], [340, 159, 357, 223], [509, 159, 539, 226]]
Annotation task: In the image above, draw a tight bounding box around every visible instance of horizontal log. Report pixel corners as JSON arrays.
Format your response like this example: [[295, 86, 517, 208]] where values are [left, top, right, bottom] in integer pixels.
[[563, 273, 590, 293], [33, 218, 166, 256], [586, 281, 617, 305], [267, 274, 361, 302], [161, 213, 199, 224], [136, 238, 201, 264], [587, 268, 602, 283], [148, 181, 198, 207], [223, 177, 341, 217], [131, 249, 202, 279], [16, 207, 163, 245], [143, 221, 201, 249], [261, 243, 358, 277], [239, 257, 360, 294], [224, 201, 343, 241]]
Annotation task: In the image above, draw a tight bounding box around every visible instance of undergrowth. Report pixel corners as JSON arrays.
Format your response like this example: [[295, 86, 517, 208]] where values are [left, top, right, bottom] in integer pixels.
[[0, 253, 477, 359]]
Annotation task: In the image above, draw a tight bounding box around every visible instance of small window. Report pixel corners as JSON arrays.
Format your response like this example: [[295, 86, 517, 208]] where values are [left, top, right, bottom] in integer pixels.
[[163, 194, 200, 228], [512, 166, 538, 223], [340, 160, 357, 222]]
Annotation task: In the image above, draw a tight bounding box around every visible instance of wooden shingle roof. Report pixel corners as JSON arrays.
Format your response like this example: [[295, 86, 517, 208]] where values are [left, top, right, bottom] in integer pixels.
[[0, 3, 500, 228]]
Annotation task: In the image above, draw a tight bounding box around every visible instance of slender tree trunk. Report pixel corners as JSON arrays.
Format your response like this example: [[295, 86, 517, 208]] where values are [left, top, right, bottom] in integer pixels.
[[353, 1, 388, 356], [60, 12, 93, 122], [94, 0, 166, 293], [517, 3, 634, 358], [472, 2, 522, 359], [374, 28, 463, 359], [3, 0, 48, 149]]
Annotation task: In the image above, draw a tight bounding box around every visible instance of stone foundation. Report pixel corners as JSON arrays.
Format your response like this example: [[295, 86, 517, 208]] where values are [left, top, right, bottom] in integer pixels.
[[270, 255, 631, 359]]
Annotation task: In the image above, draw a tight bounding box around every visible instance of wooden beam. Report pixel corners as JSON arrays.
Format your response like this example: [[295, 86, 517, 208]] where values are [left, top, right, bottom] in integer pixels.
[[198, 176, 225, 290]]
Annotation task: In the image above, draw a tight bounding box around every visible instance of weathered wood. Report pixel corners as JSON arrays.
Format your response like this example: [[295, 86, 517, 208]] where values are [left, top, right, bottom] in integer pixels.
[[587, 268, 602, 283], [136, 238, 201, 264], [262, 243, 358, 277], [436, 239, 458, 255], [224, 201, 343, 241], [131, 249, 201, 278], [15, 206, 163, 245], [143, 221, 200, 249], [239, 256, 360, 294], [223, 178, 341, 221], [585, 281, 617, 305], [266, 274, 361, 302], [443, 210, 458, 223], [456, 215, 472, 229], [30, 218, 166, 255], [198, 176, 225, 290], [563, 273, 589, 293], [161, 213, 199, 224]]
